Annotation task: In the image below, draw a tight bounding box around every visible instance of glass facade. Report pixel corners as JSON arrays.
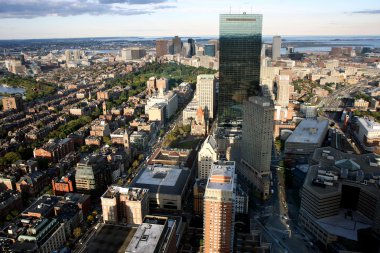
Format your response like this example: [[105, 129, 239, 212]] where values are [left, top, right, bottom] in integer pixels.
[[218, 13, 263, 122], [204, 44, 216, 57]]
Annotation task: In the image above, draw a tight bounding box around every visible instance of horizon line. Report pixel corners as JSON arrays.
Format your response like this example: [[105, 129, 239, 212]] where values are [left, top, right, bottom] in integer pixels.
[[1, 34, 380, 41]]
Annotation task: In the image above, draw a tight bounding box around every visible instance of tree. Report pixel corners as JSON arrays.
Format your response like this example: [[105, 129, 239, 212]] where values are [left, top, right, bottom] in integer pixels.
[[10, 210, 19, 217], [73, 227, 82, 238], [5, 214, 13, 221], [3, 152, 21, 164], [103, 136, 111, 145], [87, 215, 94, 222], [138, 154, 144, 161], [132, 160, 139, 168], [80, 145, 91, 153]]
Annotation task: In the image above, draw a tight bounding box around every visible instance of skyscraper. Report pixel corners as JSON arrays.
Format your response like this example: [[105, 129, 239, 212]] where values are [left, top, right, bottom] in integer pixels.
[[272, 35, 282, 60], [276, 75, 290, 107], [188, 38, 196, 56], [218, 13, 263, 122], [204, 44, 216, 57], [172, 36, 182, 54], [241, 96, 274, 198], [196, 74, 216, 120], [156, 39, 169, 57], [65, 50, 71, 62], [203, 161, 236, 253]]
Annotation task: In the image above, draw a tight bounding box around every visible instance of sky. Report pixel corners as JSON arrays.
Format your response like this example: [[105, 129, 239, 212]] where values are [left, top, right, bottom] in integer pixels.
[[0, 0, 379, 39]]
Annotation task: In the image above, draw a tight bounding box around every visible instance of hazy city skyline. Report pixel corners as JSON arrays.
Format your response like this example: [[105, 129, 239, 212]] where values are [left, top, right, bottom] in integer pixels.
[[0, 0, 379, 39]]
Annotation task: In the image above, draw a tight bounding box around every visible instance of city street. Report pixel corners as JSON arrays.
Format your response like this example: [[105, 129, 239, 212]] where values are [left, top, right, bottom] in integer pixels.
[[250, 160, 317, 253]]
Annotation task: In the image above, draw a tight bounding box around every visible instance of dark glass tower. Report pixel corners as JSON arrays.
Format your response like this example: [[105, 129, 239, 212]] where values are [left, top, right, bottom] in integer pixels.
[[218, 13, 263, 122]]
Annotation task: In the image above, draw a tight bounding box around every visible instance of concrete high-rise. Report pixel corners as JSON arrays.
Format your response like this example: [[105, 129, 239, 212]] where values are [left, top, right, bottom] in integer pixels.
[[276, 75, 290, 107], [101, 186, 149, 225], [65, 50, 71, 62], [203, 161, 236, 253], [121, 47, 146, 61], [196, 74, 216, 120], [2, 94, 24, 112], [73, 49, 80, 61], [241, 96, 274, 198], [156, 40, 169, 57], [218, 13, 263, 122], [272, 35, 282, 60], [172, 36, 182, 54]]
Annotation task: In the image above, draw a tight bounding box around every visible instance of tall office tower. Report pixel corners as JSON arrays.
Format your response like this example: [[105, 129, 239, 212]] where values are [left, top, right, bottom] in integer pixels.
[[121, 48, 146, 61], [272, 35, 282, 60], [73, 49, 80, 61], [241, 96, 274, 198], [208, 39, 219, 51], [156, 39, 169, 57], [197, 74, 216, 120], [204, 161, 236, 253], [188, 38, 196, 56], [204, 44, 216, 57], [172, 36, 182, 54], [65, 50, 71, 62], [218, 13, 263, 122], [181, 42, 191, 57], [19, 54, 25, 65], [198, 135, 218, 179], [276, 75, 290, 107]]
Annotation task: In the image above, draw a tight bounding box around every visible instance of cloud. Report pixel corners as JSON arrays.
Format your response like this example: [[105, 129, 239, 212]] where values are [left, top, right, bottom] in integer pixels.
[[0, 0, 174, 19], [350, 9, 380, 14], [99, 0, 167, 4]]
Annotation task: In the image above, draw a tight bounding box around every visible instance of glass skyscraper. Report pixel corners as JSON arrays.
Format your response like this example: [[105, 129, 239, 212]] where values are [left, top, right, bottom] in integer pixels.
[[218, 13, 263, 122]]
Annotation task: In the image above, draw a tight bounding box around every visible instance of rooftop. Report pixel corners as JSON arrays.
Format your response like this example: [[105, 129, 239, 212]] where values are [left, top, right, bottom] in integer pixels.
[[207, 161, 235, 191], [357, 117, 380, 131], [102, 186, 149, 201], [131, 164, 190, 195], [84, 224, 137, 253], [126, 216, 171, 253], [22, 195, 60, 217], [286, 118, 329, 144], [149, 148, 193, 167], [316, 209, 372, 241]]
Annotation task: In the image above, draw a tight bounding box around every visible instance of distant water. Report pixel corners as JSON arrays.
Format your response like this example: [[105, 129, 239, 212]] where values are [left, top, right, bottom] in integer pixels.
[[263, 35, 380, 52], [0, 85, 25, 98], [1, 35, 379, 54]]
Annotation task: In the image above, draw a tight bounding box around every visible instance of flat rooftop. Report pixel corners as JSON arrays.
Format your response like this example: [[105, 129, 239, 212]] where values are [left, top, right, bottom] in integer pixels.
[[102, 186, 148, 201], [125, 223, 165, 253], [130, 165, 190, 195], [286, 118, 329, 144], [22, 195, 60, 216], [207, 162, 235, 191], [357, 117, 380, 132], [316, 209, 372, 241], [149, 148, 193, 167], [83, 224, 137, 253], [311, 146, 380, 175]]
